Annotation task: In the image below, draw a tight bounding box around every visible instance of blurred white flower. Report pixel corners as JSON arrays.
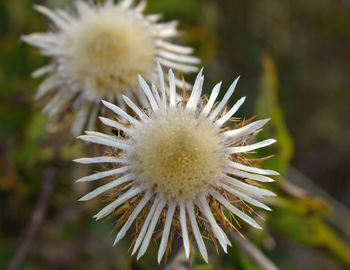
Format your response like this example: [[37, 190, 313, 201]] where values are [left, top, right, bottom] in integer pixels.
[[75, 64, 278, 263], [23, 0, 199, 135]]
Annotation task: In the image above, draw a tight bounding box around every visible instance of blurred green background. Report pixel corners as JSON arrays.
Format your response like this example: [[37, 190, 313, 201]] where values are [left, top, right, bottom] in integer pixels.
[[1, 0, 350, 269]]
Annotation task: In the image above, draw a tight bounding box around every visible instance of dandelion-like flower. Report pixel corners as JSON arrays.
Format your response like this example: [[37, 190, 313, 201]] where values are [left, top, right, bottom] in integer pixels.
[[23, 0, 199, 135], [75, 64, 278, 263]]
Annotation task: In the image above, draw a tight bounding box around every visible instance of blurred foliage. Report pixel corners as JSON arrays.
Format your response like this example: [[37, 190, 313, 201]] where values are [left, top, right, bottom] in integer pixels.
[[1, 0, 350, 270], [256, 50, 350, 269], [270, 197, 350, 266], [256, 54, 294, 174]]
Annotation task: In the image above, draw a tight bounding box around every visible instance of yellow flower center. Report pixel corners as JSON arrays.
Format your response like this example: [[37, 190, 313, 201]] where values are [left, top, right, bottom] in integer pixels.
[[68, 10, 155, 96], [129, 109, 224, 202]]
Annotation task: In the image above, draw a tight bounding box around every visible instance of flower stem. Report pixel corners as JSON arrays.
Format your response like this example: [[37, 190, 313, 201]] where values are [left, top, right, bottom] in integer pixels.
[[5, 146, 60, 270]]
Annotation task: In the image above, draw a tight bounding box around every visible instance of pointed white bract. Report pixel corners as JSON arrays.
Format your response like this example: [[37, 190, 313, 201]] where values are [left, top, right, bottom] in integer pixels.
[[186, 201, 208, 263], [23, 0, 199, 135], [131, 197, 160, 255], [94, 186, 144, 220], [76, 65, 277, 263], [158, 203, 176, 263], [113, 192, 152, 246], [137, 199, 166, 259], [197, 197, 230, 253], [179, 202, 191, 258]]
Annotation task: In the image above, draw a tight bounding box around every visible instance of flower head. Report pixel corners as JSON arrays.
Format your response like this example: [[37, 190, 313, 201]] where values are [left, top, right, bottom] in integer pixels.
[[75, 64, 278, 263], [23, 0, 199, 135]]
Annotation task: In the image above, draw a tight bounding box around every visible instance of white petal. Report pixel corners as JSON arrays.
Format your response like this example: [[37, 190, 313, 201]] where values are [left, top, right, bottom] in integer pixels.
[[168, 69, 176, 107], [151, 83, 161, 107], [119, 0, 133, 9], [222, 176, 276, 197], [157, 50, 200, 64], [31, 64, 54, 78], [218, 225, 231, 247], [122, 95, 147, 120], [179, 202, 190, 259], [22, 32, 58, 50], [94, 186, 144, 220], [101, 100, 138, 125], [226, 160, 279, 176], [221, 183, 271, 211], [197, 197, 230, 253], [128, 89, 148, 109], [157, 62, 166, 106], [78, 174, 134, 201], [158, 203, 176, 263], [216, 97, 246, 126], [209, 77, 240, 121], [136, 199, 166, 259], [73, 156, 124, 164], [98, 117, 130, 134], [224, 168, 275, 183], [135, 0, 146, 12], [132, 197, 160, 255], [186, 201, 208, 263], [77, 134, 129, 150], [116, 94, 127, 115], [227, 139, 276, 154], [21, 33, 48, 48], [83, 129, 128, 142], [153, 21, 178, 38], [221, 119, 270, 139], [157, 58, 198, 73], [34, 75, 60, 98], [147, 14, 162, 23], [210, 189, 261, 229], [55, 9, 74, 24], [200, 82, 222, 118], [138, 75, 158, 112], [84, 131, 120, 140], [75, 166, 129, 183], [155, 39, 194, 54], [186, 69, 204, 111], [113, 192, 152, 246], [34, 5, 68, 30]]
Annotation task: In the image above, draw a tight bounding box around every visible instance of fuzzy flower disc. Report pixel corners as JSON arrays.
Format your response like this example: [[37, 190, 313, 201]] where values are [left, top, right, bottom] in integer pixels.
[[68, 8, 155, 94], [75, 64, 278, 263], [129, 109, 223, 202], [23, 0, 199, 135]]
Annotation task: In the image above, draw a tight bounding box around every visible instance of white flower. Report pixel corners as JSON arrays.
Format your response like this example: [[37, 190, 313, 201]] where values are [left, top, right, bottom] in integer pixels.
[[75, 64, 278, 263], [22, 0, 199, 135]]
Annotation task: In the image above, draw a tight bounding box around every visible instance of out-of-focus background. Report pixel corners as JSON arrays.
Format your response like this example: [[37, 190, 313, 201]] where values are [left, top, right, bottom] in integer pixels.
[[1, 0, 350, 269]]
